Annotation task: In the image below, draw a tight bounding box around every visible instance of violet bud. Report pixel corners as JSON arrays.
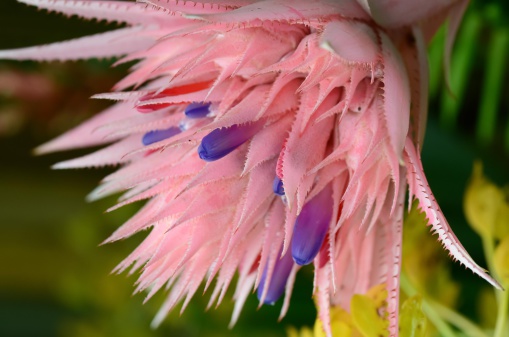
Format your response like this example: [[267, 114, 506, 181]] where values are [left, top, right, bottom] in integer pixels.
[[184, 102, 211, 118], [142, 127, 181, 146], [291, 184, 333, 265], [273, 176, 285, 196], [198, 123, 261, 162], [257, 249, 294, 305]]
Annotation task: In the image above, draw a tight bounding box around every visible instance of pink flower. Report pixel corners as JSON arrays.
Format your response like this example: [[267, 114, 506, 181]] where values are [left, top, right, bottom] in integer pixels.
[[1, 0, 501, 336]]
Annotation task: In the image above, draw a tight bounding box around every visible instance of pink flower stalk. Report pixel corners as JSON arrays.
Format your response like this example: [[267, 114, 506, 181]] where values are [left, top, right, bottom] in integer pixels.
[[1, 0, 502, 336]]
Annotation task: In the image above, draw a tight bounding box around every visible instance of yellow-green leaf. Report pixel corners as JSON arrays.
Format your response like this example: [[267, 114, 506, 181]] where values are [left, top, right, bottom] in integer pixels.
[[494, 236, 509, 286], [366, 283, 388, 308], [494, 187, 509, 240], [464, 162, 503, 237], [287, 326, 301, 337], [314, 306, 354, 337], [287, 326, 314, 337], [399, 295, 428, 337], [331, 321, 352, 337], [351, 294, 389, 337]]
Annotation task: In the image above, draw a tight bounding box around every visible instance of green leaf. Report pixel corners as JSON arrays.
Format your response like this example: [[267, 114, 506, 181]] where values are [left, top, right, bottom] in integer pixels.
[[476, 27, 509, 145], [439, 10, 482, 130]]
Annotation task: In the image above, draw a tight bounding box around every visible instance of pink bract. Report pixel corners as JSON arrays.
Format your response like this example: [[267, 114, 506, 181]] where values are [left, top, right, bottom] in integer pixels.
[[1, 1, 500, 336]]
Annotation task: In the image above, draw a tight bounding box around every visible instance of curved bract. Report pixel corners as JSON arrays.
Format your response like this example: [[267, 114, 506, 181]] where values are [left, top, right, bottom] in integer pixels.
[[1, 1, 497, 336]]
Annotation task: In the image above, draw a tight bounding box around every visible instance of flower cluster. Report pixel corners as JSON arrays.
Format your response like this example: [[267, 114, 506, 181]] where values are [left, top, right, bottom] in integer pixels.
[[1, 1, 500, 336]]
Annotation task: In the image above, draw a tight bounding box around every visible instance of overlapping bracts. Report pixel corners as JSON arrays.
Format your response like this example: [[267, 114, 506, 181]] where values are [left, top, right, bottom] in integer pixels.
[[1, 1, 500, 336]]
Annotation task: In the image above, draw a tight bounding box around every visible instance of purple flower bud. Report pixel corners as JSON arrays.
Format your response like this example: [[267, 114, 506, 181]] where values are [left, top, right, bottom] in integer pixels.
[[142, 127, 181, 146], [198, 123, 261, 162], [184, 102, 211, 118], [257, 249, 294, 305], [291, 184, 333, 266], [273, 176, 285, 196]]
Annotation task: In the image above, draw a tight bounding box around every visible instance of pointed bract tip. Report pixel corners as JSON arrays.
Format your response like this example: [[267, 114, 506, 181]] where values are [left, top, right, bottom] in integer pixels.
[[32, 145, 47, 156]]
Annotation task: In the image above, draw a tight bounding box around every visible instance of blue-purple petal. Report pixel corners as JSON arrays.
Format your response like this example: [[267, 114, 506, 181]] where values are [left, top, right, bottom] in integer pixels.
[[198, 123, 261, 162], [257, 249, 294, 305], [184, 102, 211, 118], [273, 176, 285, 196], [291, 185, 333, 266], [142, 127, 181, 146]]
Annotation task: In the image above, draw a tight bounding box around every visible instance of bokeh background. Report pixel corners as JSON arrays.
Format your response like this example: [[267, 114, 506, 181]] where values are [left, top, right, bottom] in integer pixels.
[[0, 0, 508, 336]]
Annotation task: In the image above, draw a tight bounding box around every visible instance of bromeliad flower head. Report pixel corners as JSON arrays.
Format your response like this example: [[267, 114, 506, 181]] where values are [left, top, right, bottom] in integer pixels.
[[1, 0, 502, 336]]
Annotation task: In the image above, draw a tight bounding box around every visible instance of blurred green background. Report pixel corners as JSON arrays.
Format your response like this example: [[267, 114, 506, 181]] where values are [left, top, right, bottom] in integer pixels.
[[0, 1, 508, 337]]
